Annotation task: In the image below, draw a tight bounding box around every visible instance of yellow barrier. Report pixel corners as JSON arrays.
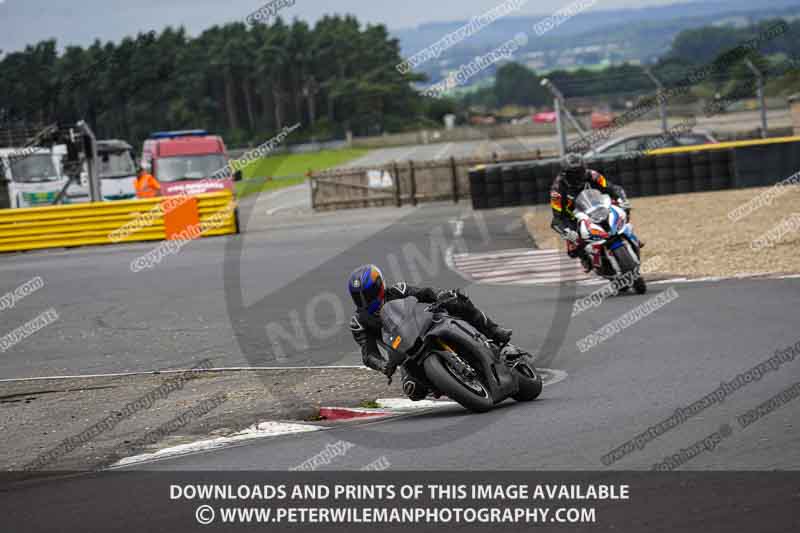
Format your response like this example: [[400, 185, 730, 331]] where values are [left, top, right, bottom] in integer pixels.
[[647, 135, 800, 156], [0, 191, 238, 253]]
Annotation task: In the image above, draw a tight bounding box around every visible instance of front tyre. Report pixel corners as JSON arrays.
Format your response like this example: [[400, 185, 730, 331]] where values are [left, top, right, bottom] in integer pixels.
[[633, 276, 647, 294], [423, 354, 494, 413], [613, 243, 645, 294], [511, 361, 543, 401]]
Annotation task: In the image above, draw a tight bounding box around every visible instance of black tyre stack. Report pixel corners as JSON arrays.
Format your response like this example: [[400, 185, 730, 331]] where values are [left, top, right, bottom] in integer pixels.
[[710, 150, 733, 190], [536, 162, 556, 205], [485, 165, 503, 208], [690, 150, 712, 192], [673, 153, 692, 194], [502, 165, 520, 207], [518, 164, 537, 205], [655, 154, 675, 196], [618, 156, 638, 198], [637, 155, 657, 197], [470, 166, 488, 210]]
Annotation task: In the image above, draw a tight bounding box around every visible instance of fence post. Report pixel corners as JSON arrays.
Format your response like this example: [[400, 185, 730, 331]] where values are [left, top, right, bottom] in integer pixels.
[[361, 170, 369, 208], [409, 160, 417, 206], [392, 161, 401, 207], [450, 156, 459, 203]]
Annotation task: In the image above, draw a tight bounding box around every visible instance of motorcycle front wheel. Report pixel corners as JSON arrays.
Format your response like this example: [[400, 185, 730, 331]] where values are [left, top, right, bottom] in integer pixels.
[[423, 354, 494, 413], [511, 361, 543, 401], [612, 244, 647, 294]]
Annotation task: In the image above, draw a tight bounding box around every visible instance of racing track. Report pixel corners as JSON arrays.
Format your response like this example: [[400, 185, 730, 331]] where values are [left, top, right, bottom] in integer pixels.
[[0, 200, 798, 473]]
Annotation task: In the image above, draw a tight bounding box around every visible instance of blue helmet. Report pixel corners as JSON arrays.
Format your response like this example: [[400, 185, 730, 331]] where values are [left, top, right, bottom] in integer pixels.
[[348, 264, 385, 315]]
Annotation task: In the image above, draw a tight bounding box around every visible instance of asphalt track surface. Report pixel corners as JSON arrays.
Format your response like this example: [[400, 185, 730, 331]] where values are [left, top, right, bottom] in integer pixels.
[[1, 194, 798, 473]]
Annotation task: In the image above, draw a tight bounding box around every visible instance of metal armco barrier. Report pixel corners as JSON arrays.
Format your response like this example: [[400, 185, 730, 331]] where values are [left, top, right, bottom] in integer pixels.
[[0, 191, 239, 253], [469, 137, 800, 210]]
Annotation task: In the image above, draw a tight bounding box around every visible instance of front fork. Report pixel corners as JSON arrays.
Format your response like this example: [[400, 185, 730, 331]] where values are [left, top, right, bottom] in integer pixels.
[[605, 237, 641, 277]]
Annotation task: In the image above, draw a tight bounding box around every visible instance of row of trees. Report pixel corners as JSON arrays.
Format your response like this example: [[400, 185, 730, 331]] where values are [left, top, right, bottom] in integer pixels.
[[462, 19, 800, 111], [3, 16, 797, 144], [0, 16, 433, 147]]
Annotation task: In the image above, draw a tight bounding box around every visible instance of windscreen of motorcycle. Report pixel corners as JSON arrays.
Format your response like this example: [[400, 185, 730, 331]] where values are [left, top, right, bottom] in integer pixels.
[[575, 189, 611, 222], [381, 297, 431, 353]]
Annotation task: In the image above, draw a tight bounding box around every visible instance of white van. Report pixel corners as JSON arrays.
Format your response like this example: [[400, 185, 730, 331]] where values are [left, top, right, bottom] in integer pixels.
[[96, 140, 137, 201], [1, 141, 137, 208], [0, 147, 83, 208]]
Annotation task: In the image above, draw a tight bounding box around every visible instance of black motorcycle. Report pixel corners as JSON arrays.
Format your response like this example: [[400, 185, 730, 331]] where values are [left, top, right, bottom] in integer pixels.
[[381, 296, 542, 413]]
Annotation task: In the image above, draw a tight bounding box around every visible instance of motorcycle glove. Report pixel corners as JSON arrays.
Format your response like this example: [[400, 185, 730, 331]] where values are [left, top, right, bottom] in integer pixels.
[[562, 228, 580, 244]]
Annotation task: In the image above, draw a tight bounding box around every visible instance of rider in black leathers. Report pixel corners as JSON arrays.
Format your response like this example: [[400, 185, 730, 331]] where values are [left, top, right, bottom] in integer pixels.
[[550, 153, 631, 271], [347, 265, 512, 400]]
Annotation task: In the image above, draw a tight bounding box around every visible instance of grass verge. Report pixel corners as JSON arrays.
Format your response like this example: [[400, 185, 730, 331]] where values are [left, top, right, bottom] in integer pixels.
[[235, 148, 370, 198]]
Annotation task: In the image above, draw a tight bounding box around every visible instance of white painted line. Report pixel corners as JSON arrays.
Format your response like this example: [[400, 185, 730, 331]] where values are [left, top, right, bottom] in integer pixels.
[[458, 259, 582, 274], [377, 398, 459, 410], [394, 146, 420, 162], [503, 275, 590, 285], [452, 248, 545, 261], [471, 272, 587, 284], [540, 368, 569, 387], [491, 142, 506, 155], [112, 421, 323, 467], [455, 254, 567, 263], [434, 143, 454, 160], [454, 254, 568, 265]]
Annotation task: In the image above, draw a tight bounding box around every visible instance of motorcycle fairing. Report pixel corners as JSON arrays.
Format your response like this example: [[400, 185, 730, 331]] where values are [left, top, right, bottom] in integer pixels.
[[424, 319, 518, 404]]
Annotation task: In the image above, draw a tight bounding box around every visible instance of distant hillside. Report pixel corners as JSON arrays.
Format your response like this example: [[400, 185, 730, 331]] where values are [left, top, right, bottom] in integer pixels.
[[394, 0, 800, 84]]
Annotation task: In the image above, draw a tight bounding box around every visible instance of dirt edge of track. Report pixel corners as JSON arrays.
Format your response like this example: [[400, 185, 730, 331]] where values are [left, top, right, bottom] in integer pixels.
[[0, 367, 402, 473]]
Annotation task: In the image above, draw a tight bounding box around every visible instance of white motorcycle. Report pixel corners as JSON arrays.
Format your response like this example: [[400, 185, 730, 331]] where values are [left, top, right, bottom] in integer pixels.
[[574, 189, 646, 294]]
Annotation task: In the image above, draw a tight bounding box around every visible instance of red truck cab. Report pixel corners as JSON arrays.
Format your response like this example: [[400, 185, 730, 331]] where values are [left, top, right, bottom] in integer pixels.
[[141, 130, 239, 197]]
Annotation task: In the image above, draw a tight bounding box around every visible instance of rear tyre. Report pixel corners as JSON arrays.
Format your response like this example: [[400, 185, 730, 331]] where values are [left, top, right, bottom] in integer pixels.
[[423, 354, 494, 413], [511, 361, 543, 401]]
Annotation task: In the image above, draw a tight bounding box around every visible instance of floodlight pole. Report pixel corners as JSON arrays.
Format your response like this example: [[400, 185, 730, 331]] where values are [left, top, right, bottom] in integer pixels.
[[744, 59, 768, 138], [541, 78, 589, 156], [644, 68, 668, 133]]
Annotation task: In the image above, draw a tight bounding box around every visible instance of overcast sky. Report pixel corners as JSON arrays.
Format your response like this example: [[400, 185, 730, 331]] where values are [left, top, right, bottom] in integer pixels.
[[0, 0, 696, 53]]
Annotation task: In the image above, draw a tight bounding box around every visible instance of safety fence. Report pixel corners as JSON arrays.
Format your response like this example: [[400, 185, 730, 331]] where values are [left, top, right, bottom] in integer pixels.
[[0, 191, 238, 253], [309, 150, 555, 211], [468, 137, 800, 210]]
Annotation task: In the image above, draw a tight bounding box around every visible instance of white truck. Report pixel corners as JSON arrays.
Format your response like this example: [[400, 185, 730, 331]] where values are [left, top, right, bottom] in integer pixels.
[[0, 140, 138, 208], [0, 146, 88, 208], [95, 140, 137, 201]]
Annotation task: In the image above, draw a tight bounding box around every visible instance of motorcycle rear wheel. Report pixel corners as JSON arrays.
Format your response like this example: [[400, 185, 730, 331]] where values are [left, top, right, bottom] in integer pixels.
[[424, 354, 494, 413]]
